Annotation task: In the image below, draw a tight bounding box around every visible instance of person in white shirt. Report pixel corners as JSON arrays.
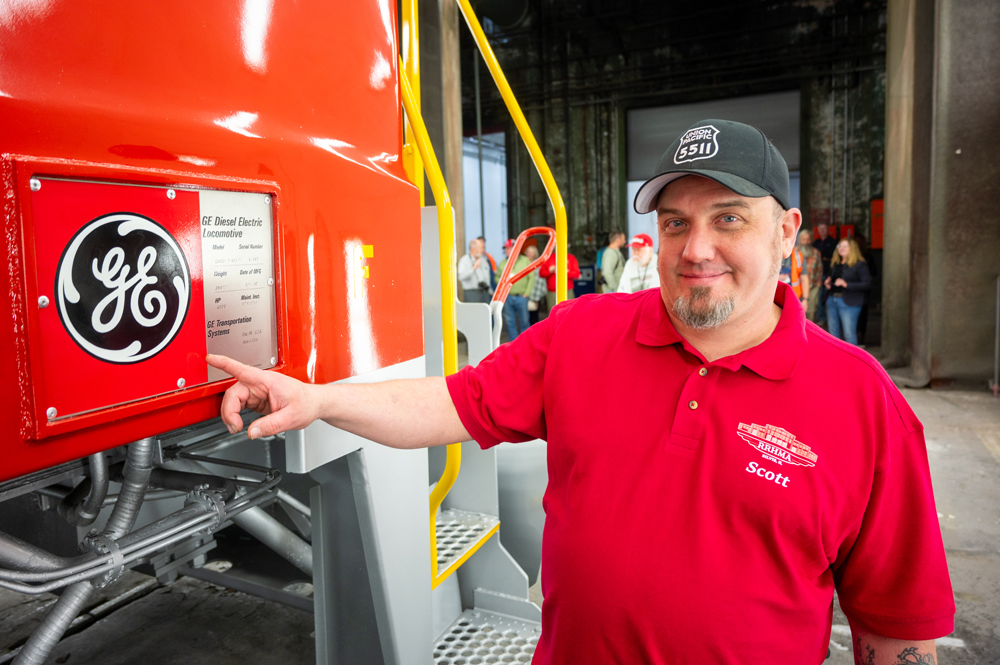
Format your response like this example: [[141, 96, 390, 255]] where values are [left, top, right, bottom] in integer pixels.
[[617, 233, 660, 293], [457, 238, 492, 303]]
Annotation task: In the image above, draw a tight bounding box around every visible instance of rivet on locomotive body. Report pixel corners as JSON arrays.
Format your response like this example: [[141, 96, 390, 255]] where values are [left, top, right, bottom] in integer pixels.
[[177, 378, 186, 388], [166, 189, 176, 200], [38, 295, 50, 309], [46, 407, 57, 420], [30, 178, 41, 191]]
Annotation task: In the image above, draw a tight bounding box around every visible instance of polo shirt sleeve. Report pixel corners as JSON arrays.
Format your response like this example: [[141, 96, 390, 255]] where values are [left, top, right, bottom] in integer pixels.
[[833, 427, 956, 640], [446, 301, 566, 449]]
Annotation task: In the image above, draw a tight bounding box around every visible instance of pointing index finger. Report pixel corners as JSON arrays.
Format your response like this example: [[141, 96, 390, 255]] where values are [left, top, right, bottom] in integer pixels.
[[206, 354, 257, 382]]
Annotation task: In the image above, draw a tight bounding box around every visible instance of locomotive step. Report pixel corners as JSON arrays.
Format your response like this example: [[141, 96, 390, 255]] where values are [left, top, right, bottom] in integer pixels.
[[435, 509, 500, 580]]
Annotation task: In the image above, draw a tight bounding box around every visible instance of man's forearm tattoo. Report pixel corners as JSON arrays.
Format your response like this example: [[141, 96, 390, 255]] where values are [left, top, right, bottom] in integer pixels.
[[854, 640, 936, 665], [854, 638, 875, 665], [894, 646, 936, 664]]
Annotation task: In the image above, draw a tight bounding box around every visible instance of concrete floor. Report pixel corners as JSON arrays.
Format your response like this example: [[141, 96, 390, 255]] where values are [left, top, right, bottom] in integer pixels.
[[1, 386, 998, 664], [826, 387, 1000, 664]]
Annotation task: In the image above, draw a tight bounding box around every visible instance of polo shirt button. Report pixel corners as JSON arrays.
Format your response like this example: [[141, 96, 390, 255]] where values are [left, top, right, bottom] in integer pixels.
[[698, 368, 708, 377], [689, 400, 698, 409]]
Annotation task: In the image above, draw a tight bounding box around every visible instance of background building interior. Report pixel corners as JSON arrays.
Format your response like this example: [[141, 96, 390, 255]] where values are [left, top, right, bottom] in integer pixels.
[[1, 0, 998, 663]]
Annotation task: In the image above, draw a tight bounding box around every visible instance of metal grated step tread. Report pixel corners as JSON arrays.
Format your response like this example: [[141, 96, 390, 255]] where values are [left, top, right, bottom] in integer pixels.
[[433, 608, 541, 665], [435, 509, 500, 577]]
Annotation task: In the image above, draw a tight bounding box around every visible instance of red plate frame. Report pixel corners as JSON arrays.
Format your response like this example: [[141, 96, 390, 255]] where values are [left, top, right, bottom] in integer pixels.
[[11, 157, 289, 441]]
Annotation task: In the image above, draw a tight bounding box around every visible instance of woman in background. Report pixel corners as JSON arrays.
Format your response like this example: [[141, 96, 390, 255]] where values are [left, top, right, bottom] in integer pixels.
[[824, 236, 871, 346]]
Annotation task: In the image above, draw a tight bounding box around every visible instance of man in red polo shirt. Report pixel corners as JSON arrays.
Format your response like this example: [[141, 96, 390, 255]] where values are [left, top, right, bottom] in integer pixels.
[[208, 119, 954, 664]]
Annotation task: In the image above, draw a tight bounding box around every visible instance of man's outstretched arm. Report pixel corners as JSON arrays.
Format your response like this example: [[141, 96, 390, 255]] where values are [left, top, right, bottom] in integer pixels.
[[206, 354, 471, 449]]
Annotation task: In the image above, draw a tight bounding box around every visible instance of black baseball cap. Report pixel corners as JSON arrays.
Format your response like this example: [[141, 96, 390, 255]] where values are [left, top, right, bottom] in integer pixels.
[[633, 119, 790, 214]]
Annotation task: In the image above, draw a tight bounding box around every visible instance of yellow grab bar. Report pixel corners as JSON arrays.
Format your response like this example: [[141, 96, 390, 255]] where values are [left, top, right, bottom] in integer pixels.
[[455, 0, 568, 303], [399, 58, 462, 583], [401, 0, 424, 205]]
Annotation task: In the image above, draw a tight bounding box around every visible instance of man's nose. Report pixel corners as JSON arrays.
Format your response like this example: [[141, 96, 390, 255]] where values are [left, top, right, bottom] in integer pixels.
[[681, 223, 716, 264]]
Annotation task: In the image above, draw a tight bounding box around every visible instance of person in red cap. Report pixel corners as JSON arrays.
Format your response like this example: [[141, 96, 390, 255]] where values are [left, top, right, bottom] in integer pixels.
[[616, 233, 659, 293], [208, 118, 952, 664], [538, 246, 580, 312]]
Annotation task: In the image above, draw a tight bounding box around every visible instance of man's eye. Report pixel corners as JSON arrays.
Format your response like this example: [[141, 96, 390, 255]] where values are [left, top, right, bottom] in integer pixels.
[[720, 215, 741, 224], [665, 219, 685, 229]]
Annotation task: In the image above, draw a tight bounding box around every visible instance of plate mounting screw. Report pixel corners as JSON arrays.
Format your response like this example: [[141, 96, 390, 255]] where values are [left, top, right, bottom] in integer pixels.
[[270, 357, 276, 365], [30, 179, 41, 191], [38, 295, 49, 308], [264, 196, 271, 204], [166, 189, 176, 200], [46, 407, 57, 420], [177, 378, 186, 388], [267, 278, 274, 286]]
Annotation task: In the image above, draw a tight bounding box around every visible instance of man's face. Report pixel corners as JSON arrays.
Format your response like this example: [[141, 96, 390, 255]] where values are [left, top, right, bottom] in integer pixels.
[[798, 230, 812, 246], [816, 224, 829, 240], [524, 245, 539, 261], [470, 240, 483, 258], [655, 176, 800, 330], [612, 234, 625, 249], [503, 245, 511, 257]]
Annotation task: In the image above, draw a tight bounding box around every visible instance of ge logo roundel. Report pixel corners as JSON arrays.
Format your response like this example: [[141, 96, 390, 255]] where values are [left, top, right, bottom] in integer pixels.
[[55, 213, 191, 364]]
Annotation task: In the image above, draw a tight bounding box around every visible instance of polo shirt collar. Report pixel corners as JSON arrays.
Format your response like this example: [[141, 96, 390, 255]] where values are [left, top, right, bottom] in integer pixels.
[[635, 282, 807, 381]]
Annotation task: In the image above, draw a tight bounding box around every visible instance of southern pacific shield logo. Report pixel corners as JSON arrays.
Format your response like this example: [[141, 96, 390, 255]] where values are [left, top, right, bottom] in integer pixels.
[[737, 423, 817, 467], [673, 125, 720, 164]]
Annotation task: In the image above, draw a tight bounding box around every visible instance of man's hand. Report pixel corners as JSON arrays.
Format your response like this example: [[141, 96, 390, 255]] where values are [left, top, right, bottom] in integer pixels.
[[206, 355, 470, 449], [206, 354, 321, 439]]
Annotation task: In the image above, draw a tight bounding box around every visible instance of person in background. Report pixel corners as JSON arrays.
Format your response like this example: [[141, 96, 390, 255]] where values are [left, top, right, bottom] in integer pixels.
[[778, 237, 809, 312], [478, 236, 498, 292], [812, 223, 837, 325], [525, 244, 548, 325], [617, 233, 659, 293], [824, 236, 871, 346], [539, 247, 580, 312], [457, 238, 492, 303], [496, 239, 535, 341], [855, 234, 878, 346], [600, 232, 626, 293], [797, 229, 823, 321]]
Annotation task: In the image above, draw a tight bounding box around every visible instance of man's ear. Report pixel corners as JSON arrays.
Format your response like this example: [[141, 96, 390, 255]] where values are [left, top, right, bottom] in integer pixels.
[[780, 207, 803, 258]]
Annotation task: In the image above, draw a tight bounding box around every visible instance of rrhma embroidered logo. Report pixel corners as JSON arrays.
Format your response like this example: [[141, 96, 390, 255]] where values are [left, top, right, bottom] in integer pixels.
[[737, 422, 818, 467]]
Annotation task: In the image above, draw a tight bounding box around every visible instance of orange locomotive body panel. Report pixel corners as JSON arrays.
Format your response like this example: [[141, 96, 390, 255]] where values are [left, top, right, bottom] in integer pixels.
[[0, 0, 423, 482]]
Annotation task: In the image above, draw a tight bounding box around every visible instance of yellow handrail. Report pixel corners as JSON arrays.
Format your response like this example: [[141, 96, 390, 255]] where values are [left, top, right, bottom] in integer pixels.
[[401, 0, 424, 205], [455, 0, 568, 304], [399, 58, 462, 584]]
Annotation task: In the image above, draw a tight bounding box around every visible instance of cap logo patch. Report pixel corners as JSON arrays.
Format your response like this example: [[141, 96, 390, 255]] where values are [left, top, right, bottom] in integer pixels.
[[673, 125, 720, 164], [737, 422, 817, 467]]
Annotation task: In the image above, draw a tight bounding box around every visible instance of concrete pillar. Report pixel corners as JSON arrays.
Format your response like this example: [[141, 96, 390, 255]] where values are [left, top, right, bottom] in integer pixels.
[[888, 0, 1000, 385], [419, 0, 445, 205], [440, 0, 465, 259], [926, 0, 1000, 382], [881, 0, 917, 367]]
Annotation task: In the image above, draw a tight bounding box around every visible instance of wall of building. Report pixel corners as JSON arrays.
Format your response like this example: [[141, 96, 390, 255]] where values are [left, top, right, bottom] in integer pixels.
[[800, 70, 885, 240], [466, 0, 889, 265]]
